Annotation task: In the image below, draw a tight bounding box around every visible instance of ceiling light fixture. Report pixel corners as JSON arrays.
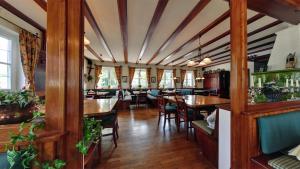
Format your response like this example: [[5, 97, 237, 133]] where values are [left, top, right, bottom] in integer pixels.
[[84, 36, 90, 45]]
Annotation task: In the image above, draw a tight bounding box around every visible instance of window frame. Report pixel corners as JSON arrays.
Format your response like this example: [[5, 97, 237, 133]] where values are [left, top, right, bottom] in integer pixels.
[[183, 71, 195, 88], [159, 70, 174, 89], [97, 66, 119, 89], [131, 68, 148, 89]]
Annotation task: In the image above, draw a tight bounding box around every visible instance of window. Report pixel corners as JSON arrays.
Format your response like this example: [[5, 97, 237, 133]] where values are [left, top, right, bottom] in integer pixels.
[[97, 67, 118, 89], [159, 70, 174, 88], [183, 71, 195, 87], [131, 68, 148, 88], [0, 36, 12, 90]]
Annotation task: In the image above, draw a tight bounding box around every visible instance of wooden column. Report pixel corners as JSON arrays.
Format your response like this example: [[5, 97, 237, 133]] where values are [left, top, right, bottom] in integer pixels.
[[230, 0, 248, 169], [45, 0, 83, 168]]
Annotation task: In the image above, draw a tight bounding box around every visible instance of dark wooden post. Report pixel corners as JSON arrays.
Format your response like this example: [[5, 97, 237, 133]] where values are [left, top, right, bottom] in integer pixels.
[[45, 0, 84, 168], [230, 0, 248, 168]]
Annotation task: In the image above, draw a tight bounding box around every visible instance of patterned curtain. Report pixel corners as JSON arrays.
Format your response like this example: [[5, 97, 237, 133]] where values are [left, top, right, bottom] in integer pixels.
[[94, 65, 102, 88], [129, 67, 135, 88], [194, 70, 198, 87], [19, 29, 41, 92], [157, 69, 164, 88], [173, 69, 176, 88], [115, 66, 122, 88], [147, 68, 151, 88], [180, 69, 186, 88]]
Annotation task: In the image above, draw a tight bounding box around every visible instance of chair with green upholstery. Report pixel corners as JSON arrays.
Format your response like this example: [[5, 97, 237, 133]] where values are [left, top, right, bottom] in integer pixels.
[[157, 95, 178, 130], [176, 97, 204, 140]]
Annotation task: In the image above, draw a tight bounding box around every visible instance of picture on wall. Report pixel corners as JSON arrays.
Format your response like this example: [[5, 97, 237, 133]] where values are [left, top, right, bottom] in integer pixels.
[[151, 77, 156, 83], [122, 76, 128, 83]]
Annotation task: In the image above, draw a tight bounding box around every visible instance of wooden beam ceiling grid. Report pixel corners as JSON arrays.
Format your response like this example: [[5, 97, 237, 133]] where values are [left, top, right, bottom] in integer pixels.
[[136, 0, 169, 63], [146, 0, 211, 65], [158, 9, 231, 65], [117, 0, 128, 63], [175, 18, 281, 66], [171, 13, 264, 66]]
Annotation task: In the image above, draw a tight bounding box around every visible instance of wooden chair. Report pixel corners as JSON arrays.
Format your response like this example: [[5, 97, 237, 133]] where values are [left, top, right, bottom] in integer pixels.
[[157, 95, 178, 129], [99, 109, 119, 147], [176, 97, 204, 140]]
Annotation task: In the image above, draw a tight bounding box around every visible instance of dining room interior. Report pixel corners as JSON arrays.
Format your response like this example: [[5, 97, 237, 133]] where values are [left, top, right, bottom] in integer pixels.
[[0, 0, 300, 169]]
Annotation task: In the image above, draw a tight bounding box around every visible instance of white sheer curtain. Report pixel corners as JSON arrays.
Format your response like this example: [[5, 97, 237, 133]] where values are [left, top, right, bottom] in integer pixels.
[[97, 67, 118, 89], [183, 71, 195, 87], [159, 70, 174, 88]]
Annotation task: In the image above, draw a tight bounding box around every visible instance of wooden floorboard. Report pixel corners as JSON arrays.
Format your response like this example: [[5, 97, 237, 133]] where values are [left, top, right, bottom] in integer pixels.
[[95, 106, 215, 169]]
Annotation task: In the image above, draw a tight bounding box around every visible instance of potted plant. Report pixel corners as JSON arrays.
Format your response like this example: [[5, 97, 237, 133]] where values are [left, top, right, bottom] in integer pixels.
[[6, 112, 66, 169], [76, 117, 102, 155], [0, 90, 39, 125]]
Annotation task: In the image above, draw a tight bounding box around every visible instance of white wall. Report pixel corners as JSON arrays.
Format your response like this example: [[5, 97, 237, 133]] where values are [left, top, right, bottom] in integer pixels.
[[268, 24, 300, 70], [83, 60, 202, 89]]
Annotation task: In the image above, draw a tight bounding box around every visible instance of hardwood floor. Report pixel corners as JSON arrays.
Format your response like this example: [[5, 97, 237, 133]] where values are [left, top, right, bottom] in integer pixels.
[[95, 106, 215, 169]]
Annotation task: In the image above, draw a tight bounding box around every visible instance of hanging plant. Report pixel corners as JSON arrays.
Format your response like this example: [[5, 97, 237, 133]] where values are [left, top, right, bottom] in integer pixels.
[[76, 117, 102, 155], [6, 112, 66, 169]]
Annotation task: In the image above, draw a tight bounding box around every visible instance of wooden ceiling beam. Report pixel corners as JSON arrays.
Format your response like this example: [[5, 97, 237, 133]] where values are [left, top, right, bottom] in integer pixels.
[[146, 0, 211, 65], [84, 1, 116, 63], [117, 0, 128, 63], [85, 45, 104, 62], [136, 0, 169, 63], [157, 9, 230, 65], [0, 0, 45, 31], [192, 33, 275, 62], [176, 18, 281, 67], [201, 46, 274, 68], [247, 0, 300, 24], [33, 0, 47, 11], [211, 41, 274, 62], [172, 13, 264, 66]]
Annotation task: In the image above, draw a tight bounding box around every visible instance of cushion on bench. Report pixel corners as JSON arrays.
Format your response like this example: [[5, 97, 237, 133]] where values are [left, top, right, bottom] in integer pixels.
[[268, 155, 300, 169], [258, 111, 300, 154], [192, 120, 213, 135], [150, 90, 160, 97]]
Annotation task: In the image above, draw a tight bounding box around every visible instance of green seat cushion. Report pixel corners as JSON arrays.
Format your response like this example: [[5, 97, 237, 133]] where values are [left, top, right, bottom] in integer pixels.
[[165, 105, 177, 111], [192, 120, 213, 135], [180, 89, 193, 95], [258, 111, 300, 154], [150, 90, 160, 97], [0, 152, 23, 169], [268, 155, 300, 169]]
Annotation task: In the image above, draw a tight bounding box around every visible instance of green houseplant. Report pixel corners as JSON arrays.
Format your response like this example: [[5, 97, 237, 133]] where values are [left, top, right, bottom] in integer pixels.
[[0, 90, 39, 125], [6, 112, 66, 169], [76, 117, 102, 155]]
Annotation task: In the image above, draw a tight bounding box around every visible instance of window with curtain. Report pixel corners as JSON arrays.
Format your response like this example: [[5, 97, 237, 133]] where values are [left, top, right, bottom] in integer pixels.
[[0, 28, 25, 91], [0, 36, 12, 90], [97, 67, 118, 89], [183, 71, 195, 88], [159, 70, 174, 88], [131, 68, 148, 88]]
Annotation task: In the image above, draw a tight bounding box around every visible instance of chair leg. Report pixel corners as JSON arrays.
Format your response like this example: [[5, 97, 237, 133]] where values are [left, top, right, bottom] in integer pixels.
[[116, 124, 119, 139], [113, 126, 117, 147], [163, 112, 167, 129], [158, 112, 161, 126], [185, 121, 189, 140], [176, 114, 180, 133]]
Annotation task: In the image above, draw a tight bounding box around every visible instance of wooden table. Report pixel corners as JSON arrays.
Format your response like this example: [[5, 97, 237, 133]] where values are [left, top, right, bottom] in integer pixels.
[[84, 98, 119, 117], [164, 95, 230, 109]]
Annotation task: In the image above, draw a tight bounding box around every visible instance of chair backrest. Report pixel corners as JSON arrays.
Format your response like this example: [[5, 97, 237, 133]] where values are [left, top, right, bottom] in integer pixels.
[[258, 111, 300, 154], [176, 96, 187, 114], [157, 95, 166, 112]]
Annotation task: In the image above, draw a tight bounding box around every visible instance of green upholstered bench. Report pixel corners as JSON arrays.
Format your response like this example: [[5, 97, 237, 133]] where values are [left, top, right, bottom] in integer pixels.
[[192, 120, 213, 135], [252, 111, 300, 169], [191, 110, 219, 167]]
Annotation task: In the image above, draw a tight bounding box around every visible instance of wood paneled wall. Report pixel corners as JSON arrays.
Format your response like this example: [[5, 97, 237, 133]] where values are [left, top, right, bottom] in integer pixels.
[[46, 0, 84, 168]]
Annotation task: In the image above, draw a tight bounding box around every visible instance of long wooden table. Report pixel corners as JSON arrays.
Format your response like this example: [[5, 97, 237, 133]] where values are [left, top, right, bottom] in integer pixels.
[[164, 95, 230, 109], [84, 97, 119, 117]]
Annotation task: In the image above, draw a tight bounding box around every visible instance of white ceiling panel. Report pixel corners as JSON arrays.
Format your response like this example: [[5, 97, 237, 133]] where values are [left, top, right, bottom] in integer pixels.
[[87, 0, 124, 62], [84, 18, 111, 61], [4, 0, 46, 28], [139, 0, 200, 64], [127, 0, 158, 63], [151, 0, 229, 64]]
